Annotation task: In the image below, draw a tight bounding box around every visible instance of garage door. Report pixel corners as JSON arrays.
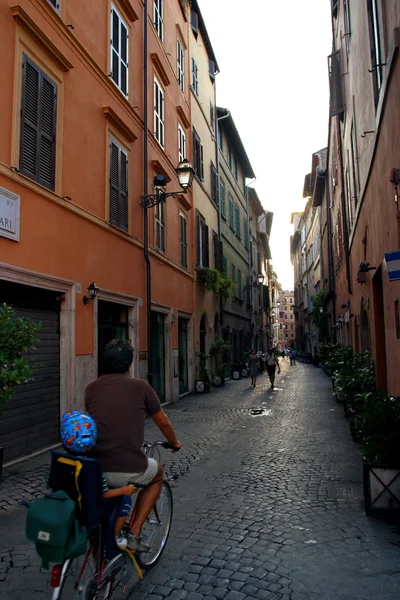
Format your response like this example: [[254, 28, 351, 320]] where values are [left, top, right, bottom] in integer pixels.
[[0, 283, 60, 463]]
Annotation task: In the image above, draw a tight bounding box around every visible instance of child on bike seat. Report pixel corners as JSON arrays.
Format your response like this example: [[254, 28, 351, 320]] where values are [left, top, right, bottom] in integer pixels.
[[60, 411, 135, 547]]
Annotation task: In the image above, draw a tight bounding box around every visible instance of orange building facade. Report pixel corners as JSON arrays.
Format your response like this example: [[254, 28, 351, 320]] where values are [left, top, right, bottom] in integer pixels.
[[0, 0, 194, 462]]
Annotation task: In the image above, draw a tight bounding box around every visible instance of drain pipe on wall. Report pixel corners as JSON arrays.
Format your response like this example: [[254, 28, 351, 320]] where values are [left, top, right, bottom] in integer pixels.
[[215, 109, 230, 327], [246, 177, 256, 343], [143, 0, 152, 384]]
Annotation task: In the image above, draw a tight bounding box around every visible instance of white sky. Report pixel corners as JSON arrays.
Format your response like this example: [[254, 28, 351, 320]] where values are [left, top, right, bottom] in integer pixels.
[[198, 0, 332, 289]]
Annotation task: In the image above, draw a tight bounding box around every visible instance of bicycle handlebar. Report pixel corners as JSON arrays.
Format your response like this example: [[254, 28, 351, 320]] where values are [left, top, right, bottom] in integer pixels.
[[144, 440, 181, 452]]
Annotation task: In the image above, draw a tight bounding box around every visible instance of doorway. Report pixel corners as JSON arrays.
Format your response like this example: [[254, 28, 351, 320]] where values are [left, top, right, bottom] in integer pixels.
[[98, 301, 129, 375], [151, 311, 165, 402], [372, 267, 387, 391], [178, 317, 188, 395]]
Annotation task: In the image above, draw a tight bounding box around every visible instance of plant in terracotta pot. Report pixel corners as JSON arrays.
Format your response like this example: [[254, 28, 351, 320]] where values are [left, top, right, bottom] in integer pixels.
[[209, 337, 232, 386], [195, 352, 212, 393], [0, 303, 44, 481], [357, 391, 400, 514]]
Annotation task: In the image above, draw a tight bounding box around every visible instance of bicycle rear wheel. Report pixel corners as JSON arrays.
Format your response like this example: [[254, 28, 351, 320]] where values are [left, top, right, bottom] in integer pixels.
[[81, 552, 135, 599], [136, 481, 173, 570], [52, 549, 97, 599]]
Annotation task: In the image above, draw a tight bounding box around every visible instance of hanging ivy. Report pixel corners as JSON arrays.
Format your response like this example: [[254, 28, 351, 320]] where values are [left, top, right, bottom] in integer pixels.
[[197, 268, 234, 303]]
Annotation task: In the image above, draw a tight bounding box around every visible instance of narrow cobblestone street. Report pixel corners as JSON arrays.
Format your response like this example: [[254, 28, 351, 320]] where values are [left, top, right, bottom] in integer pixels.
[[1, 363, 399, 599]]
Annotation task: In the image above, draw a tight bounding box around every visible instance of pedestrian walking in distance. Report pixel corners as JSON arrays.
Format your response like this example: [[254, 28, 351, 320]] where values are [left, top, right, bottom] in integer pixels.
[[248, 349, 260, 388], [266, 348, 281, 389], [281, 349, 285, 360], [290, 348, 296, 366]]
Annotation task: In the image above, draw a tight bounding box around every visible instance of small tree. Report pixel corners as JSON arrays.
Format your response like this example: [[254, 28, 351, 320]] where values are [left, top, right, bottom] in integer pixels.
[[0, 303, 44, 414], [310, 291, 328, 341]]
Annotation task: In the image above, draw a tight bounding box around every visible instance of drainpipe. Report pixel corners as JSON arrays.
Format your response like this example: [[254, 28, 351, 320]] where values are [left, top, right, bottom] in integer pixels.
[[143, 0, 152, 384], [246, 178, 256, 345], [215, 110, 230, 327]]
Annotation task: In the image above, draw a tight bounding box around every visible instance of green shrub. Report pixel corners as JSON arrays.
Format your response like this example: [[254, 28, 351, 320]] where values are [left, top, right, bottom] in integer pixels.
[[357, 392, 400, 464], [0, 303, 44, 414]]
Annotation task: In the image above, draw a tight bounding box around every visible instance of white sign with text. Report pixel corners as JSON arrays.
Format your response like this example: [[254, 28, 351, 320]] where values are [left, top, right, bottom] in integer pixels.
[[0, 186, 20, 242]]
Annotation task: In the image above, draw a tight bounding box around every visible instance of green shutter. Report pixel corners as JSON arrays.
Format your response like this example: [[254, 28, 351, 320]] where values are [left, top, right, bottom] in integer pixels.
[[263, 285, 270, 309], [229, 198, 234, 229], [220, 180, 226, 216], [231, 264, 236, 284], [238, 270, 242, 299], [235, 205, 240, 238], [223, 256, 227, 276]]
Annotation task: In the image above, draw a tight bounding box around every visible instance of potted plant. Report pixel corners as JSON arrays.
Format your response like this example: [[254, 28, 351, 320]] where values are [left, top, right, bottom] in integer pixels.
[[357, 391, 400, 514], [195, 352, 211, 393], [209, 336, 231, 386], [0, 303, 44, 481]]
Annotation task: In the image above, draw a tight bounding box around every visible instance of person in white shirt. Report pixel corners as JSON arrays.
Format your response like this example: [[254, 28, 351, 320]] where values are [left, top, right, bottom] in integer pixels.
[[265, 348, 281, 389]]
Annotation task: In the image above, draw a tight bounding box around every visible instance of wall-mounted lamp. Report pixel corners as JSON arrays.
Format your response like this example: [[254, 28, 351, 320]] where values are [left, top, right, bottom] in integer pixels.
[[83, 282, 99, 305]]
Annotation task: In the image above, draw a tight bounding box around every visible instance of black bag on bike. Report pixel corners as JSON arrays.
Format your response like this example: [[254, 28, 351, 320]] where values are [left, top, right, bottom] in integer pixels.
[[26, 489, 87, 569]]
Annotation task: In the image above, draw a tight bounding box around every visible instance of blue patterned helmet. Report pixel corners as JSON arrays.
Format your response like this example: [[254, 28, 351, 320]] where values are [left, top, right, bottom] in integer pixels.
[[60, 410, 97, 454]]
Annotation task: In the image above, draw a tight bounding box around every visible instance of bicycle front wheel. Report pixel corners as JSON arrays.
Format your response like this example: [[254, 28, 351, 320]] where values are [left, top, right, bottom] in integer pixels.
[[136, 481, 173, 570]]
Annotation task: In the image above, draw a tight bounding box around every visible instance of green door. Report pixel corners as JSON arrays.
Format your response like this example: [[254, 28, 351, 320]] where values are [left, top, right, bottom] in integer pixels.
[[178, 317, 188, 395], [151, 311, 165, 402]]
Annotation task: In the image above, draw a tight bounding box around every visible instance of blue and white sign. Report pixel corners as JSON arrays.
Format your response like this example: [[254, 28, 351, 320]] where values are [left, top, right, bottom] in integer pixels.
[[0, 187, 20, 242], [384, 250, 400, 282]]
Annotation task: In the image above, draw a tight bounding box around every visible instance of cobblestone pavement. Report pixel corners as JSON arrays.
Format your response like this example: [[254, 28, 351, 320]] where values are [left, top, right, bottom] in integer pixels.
[[1, 362, 400, 599]]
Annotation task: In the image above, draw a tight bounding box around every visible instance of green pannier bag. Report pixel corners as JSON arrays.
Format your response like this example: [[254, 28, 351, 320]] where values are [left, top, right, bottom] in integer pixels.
[[26, 490, 87, 569]]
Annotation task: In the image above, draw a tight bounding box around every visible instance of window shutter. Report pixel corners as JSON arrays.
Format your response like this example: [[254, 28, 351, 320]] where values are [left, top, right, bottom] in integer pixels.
[[119, 149, 128, 230], [223, 256, 227, 277], [109, 141, 120, 226], [120, 21, 128, 96], [200, 144, 204, 180], [216, 240, 223, 272], [196, 211, 200, 265], [211, 163, 217, 202], [328, 50, 345, 117], [209, 59, 215, 80], [111, 9, 120, 88], [203, 223, 209, 267], [235, 205, 240, 237], [20, 57, 40, 180], [39, 75, 57, 189], [191, 10, 198, 35]]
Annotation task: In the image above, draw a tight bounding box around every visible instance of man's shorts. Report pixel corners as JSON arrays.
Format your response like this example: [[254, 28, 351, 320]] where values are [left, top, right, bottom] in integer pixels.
[[104, 457, 159, 490]]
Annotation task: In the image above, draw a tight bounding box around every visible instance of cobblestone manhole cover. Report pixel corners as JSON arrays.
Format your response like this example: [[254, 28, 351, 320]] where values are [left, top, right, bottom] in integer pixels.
[[249, 408, 272, 416]]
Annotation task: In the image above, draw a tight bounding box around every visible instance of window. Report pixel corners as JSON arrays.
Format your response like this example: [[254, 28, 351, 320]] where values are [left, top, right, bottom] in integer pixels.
[[228, 145, 232, 170], [191, 57, 198, 95], [109, 139, 128, 231], [180, 214, 187, 268], [154, 0, 163, 41], [223, 255, 227, 276], [154, 78, 164, 147], [47, 0, 59, 10], [243, 219, 249, 249], [110, 5, 128, 97], [229, 196, 234, 229], [234, 158, 238, 181], [231, 265, 236, 289], [196, 212, 209, 267], [155, 200, 165, 252], [210, 103, 214, 131], [177, 39, 184, 92], [345, 167, 353, 231], [235, 204, 241, 238], [220, 180, 226, 217], [211, 163, 218, 204], [218, 127, 223, 151], [178, 125, 186, 162], [237, 270, 242, 299], [20, 55, 57, 191], [368, 0, 383, 103], [351, 121, 359, 208], [192, 129, 204, 179]]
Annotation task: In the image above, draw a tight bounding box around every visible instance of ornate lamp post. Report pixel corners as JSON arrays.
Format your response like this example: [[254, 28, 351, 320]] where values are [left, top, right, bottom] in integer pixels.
[[140, 160, 194, 386]]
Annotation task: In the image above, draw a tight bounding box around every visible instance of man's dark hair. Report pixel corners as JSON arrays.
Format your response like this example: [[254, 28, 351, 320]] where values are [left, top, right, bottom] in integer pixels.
[[102, 339, 133, 374]]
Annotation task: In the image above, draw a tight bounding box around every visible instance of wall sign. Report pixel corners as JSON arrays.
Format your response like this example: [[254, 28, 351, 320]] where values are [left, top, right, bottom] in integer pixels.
[[0, 187, 20, 242], [384, 250, 400, 282]]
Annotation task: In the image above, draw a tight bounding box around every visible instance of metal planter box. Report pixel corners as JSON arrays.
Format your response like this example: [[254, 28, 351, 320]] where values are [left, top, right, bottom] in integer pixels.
[[363, 463, 400, 515]]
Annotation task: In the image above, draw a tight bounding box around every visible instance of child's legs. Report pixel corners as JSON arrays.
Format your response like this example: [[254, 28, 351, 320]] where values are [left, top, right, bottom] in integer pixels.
[[115, 496, 132, 536], [115, 516, 126, 537]]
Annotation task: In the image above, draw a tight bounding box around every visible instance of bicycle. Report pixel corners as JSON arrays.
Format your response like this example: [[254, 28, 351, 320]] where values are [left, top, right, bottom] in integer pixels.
[[25, 440, 177, 599]]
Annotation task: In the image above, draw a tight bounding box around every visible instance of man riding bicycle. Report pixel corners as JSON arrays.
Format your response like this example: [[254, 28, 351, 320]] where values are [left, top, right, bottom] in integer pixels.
[[85, 339, 182, 553]]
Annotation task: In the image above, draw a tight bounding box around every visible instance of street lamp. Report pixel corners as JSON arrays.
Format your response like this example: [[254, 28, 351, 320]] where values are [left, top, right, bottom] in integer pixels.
[[257, 273, 265, 286], [141, 160, 194, 386]]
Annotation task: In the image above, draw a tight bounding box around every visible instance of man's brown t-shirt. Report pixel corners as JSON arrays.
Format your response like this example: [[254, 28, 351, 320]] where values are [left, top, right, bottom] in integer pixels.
[[85, 374, 161, 473]]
